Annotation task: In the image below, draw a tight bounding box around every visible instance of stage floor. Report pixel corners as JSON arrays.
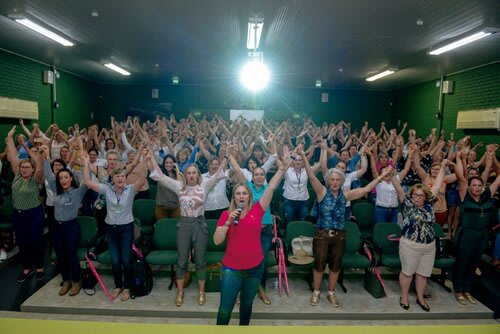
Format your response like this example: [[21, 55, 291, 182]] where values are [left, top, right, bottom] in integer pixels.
[[20, 271, 494, 324]]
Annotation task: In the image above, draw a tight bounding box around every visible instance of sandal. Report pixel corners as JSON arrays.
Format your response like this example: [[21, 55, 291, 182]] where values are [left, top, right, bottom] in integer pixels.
[[120, 289, 130, 301], [111, 288, 122, 300], [258, 293, 272, 305]]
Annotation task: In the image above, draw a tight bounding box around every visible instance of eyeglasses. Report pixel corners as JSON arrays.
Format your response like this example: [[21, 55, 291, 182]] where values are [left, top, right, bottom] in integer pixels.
[[412, 193, 426, 199]]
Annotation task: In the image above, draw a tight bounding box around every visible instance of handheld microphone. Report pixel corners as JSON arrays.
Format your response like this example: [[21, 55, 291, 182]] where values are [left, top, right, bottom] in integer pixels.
[[234, 202, 243, 226]]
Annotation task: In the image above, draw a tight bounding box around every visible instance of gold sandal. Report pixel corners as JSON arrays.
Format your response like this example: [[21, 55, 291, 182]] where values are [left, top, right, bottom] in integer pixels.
[[198, 292, 206, 306], [175, 291, 184, 307], [464, 293, 477, 304]]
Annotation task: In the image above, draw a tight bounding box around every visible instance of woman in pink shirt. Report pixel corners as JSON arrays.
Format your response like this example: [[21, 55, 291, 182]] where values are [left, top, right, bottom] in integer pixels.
[[214, 150, 289, 326]]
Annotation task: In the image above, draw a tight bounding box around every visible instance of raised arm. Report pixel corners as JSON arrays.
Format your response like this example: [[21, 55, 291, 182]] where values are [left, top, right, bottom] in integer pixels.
[[81, 154, 101, 193], [455, 151, 468, 201], [258, 147, 290, 211], [298, 146, 326, 201], [228, 149, 246, 184], [5, 126, 20, 175], [345, 166, 393, 202], [430, 160, 447, 198], [391, 171, 406, 203]]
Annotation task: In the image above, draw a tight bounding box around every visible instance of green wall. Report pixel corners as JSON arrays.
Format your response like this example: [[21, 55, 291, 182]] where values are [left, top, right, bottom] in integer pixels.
[[0, 50, 98, 149], [98, 83, 392, 130], [392, 62, 500, 150]]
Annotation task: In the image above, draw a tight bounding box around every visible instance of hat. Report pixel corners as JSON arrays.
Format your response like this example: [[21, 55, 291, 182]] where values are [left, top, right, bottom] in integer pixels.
[[288, 248, 314, 265], [33, 138, 44, 145]]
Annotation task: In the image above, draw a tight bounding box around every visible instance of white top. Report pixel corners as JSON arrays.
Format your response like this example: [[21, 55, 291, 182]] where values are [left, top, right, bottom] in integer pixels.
[[150, 168, 223, 217], [240, 154, 277, 184], [283, 167, 309, 201], [375, 175, 400, 208], [50, 141, 65, 160], [202, 170, 230, 211]]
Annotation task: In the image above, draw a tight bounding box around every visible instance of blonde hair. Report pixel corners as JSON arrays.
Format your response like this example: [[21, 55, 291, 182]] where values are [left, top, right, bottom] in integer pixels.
[[182, 163, 202, 187], [409, 183, 432, 201], [228, 183, 254, 212]]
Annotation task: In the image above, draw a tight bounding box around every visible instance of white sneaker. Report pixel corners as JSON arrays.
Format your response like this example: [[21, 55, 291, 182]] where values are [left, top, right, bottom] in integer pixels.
[[0, 249, 7, 261]]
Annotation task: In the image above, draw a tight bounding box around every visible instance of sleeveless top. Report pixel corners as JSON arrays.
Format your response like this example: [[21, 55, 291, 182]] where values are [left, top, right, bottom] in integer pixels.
[[12, 174, 42, 210], [460, 189, 494, 232], [316, 188, 347, 231]]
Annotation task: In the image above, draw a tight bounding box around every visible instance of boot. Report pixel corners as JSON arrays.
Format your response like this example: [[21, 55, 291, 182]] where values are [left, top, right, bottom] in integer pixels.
[[59, 281, 71, 296], [69, 281, 81, 296]]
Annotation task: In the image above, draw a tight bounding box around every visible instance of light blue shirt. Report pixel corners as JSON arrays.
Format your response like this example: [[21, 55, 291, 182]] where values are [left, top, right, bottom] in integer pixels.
[[99, 184, 137, 225]]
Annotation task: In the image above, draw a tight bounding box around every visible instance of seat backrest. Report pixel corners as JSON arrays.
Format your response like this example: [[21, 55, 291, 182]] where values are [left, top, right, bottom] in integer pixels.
[[152, 218, 177, 250], [434, 224, 444, 238], [285, 221, 315, 252], [206, 219, 226, 251], [77, 216, 98, 248], [148, 184, 157, 200], [351, 202, 375, 228], [344, 221, 362, 253], [133, 199, 156, 226], [373, 223, 401, 254], [0, 195, 13, 219]]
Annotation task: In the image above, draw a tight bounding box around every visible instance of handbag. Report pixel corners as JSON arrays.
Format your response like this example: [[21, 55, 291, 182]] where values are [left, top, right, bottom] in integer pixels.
[[81, 265, 98, 295], [362, 243, 387, 298], [205, 262, 222, 292], [291, 236, 313, 256]]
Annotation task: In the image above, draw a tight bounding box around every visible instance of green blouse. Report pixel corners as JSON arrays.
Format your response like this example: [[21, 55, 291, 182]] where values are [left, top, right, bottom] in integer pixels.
[[12, 174, 42, 210]]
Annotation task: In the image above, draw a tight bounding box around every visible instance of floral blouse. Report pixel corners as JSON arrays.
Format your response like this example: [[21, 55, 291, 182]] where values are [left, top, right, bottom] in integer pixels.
[[400, 194, 435, 244]]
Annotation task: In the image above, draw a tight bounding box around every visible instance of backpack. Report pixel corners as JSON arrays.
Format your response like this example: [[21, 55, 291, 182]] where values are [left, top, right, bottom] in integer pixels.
[[131, 245, 153, 298]]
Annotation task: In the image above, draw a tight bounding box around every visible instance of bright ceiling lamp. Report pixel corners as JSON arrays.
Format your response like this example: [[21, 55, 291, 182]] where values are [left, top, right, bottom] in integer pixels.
[[240, 60, 270, 91], [104, 63, 131, 76], [14, 18, 74, 46], [366, 69, 396, 82], [429, 30, 494, 55], [247, 18, 264, 50]]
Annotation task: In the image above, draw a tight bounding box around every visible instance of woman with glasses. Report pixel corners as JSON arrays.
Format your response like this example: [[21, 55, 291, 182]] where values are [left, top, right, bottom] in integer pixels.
[[390, 159, 448, 312]]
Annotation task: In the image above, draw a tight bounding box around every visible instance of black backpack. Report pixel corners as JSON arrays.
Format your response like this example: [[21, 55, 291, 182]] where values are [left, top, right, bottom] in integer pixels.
[[131, 245, 153, 298]]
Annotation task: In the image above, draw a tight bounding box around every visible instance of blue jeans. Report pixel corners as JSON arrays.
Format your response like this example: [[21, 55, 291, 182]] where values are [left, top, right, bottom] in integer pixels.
[[106, 222, 134, 289], [374, 206, 398, 224], [13, 205, 45, 270], [283, 199, 309, 225], [216, 262, 265, 326], [260, 225, 273, 287], [52, 219, 81, 282]]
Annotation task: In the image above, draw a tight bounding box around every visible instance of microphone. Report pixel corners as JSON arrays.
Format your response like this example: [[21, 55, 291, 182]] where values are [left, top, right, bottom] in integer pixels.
[[233, 202, 243, 226]]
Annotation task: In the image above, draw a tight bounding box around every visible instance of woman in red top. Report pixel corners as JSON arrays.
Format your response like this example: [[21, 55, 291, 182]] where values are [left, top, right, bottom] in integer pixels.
[[214, 149, 290, 326]]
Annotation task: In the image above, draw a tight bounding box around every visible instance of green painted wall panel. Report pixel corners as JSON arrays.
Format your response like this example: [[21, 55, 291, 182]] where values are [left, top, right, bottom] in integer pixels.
[[392, 62, 500, 152]]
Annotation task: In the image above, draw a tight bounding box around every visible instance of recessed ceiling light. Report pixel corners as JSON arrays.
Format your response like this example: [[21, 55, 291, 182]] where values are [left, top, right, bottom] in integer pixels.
[[104, 63, 130, 76], [366, 69, 396, 82], [91, 10, 99, 17]]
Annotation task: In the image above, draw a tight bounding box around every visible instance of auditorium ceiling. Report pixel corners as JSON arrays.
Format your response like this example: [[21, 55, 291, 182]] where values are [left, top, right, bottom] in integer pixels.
[[0, 0, 499, 90]]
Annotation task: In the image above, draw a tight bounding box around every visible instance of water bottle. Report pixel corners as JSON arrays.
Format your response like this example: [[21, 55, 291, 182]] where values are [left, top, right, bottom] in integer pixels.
[[273, 278, 279, 293]]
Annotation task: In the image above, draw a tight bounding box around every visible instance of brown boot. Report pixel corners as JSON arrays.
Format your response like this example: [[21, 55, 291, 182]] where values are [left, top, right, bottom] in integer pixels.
[[59, 281, 71, 296], [69, 281, 81, 296]]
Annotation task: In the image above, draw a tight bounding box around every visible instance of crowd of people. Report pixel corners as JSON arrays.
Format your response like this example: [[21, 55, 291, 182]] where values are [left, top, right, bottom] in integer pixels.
[[0, 113, 498, 325]]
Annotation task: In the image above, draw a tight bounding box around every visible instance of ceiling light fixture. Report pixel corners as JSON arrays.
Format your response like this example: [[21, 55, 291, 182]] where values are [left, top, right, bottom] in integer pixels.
[[366, 69, 396, 82], [104, 63, 130, 76], [13, 17, 74, 46], [247, 16, 264, 50], [429, 29, 496, 55], [315, 80, 322, 88]]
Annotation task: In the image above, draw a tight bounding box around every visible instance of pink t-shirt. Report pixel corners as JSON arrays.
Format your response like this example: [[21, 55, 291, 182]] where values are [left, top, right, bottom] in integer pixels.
[[217, 201, 264, 270]]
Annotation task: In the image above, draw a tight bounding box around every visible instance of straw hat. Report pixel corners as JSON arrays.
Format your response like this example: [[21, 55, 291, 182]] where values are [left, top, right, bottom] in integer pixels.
[[288, 248, 314, 265]]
